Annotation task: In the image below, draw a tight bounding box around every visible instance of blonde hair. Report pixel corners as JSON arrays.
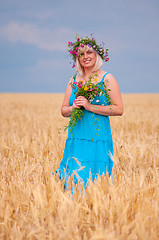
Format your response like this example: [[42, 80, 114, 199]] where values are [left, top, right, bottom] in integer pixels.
[[76, 45, 103, 76]]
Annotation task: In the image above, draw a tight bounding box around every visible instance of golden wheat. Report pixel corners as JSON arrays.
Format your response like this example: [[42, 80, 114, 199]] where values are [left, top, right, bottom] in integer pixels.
[[0, 93, 159, 240]]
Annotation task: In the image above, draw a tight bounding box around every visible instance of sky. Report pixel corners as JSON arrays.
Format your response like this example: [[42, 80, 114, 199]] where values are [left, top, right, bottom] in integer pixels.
[[0, 0, 159, 93]]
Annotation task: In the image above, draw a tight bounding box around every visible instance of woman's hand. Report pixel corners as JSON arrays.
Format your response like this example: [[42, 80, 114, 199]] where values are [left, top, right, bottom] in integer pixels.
[[74, 96, 90, 110], [72, 99, 81, 109]]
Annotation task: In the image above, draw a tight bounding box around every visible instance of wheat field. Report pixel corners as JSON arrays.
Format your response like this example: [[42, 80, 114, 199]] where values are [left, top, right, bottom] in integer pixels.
[[0, 93, 159, 240]]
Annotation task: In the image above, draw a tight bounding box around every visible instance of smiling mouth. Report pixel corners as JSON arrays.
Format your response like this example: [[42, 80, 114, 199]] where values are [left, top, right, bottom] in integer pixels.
[[84, 60, 90, 63]]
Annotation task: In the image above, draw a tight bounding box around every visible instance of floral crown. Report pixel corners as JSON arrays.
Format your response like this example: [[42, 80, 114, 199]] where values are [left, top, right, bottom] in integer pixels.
[[68, 34, 109, 68]]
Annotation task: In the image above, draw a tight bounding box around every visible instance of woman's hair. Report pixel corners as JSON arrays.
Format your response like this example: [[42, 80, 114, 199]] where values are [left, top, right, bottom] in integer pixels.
[[76, 45, 103, 76]]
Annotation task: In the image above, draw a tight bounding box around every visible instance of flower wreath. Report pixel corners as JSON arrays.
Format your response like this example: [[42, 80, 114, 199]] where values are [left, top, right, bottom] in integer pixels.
[[68, 33, 109, 68]]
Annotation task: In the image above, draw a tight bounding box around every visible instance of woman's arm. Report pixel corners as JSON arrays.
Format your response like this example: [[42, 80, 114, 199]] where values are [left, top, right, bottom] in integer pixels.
[[75, 74, 124, 116], [61, 77, 80, 117]]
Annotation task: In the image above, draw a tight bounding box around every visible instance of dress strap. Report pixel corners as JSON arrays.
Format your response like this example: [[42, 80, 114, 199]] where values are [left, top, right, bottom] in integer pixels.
[[101, 72, 109, 82], [73, 73, 77, 82]]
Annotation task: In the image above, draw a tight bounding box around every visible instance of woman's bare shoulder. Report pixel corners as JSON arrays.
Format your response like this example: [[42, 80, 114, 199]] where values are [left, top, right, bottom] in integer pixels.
[[104, 73, 116, 82], [67, 75, 76, 86], [103, 73, 120, 90]]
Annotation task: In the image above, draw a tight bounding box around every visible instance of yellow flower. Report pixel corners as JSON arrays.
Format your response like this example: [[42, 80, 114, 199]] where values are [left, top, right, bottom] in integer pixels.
[[79, 80, 84, 84], [84, 85, 88, 91], [94, 78, 98, 82]]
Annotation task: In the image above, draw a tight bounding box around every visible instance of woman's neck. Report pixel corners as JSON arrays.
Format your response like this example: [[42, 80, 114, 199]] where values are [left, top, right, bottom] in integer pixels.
[[83, 68, 100, 79]]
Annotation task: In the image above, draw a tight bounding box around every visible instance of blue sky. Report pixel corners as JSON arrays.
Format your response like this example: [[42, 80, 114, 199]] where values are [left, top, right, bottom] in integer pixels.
[[0, 0, 159, 93]]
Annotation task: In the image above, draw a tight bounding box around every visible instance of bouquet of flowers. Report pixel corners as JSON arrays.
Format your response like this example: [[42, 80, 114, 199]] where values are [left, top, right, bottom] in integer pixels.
[[65, 74, 111, 135]]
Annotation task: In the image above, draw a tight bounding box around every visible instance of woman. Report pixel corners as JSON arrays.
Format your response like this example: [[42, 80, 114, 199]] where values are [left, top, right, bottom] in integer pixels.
[[56, 35, 123, 189]]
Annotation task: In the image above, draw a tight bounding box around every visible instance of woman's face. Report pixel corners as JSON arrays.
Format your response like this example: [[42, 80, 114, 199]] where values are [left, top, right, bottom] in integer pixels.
[[78, 47, 97, 69]]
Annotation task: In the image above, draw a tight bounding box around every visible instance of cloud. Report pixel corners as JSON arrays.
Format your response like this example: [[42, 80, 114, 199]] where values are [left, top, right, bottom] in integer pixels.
[[1, 21, 73, 51]]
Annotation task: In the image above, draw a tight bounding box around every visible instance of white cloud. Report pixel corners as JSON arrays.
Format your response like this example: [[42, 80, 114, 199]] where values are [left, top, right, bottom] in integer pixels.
[[1, 21, 73, 51]]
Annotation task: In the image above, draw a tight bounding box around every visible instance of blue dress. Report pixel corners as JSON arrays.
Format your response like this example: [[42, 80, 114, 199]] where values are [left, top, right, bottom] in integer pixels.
[[56, 72, 114, 188]]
